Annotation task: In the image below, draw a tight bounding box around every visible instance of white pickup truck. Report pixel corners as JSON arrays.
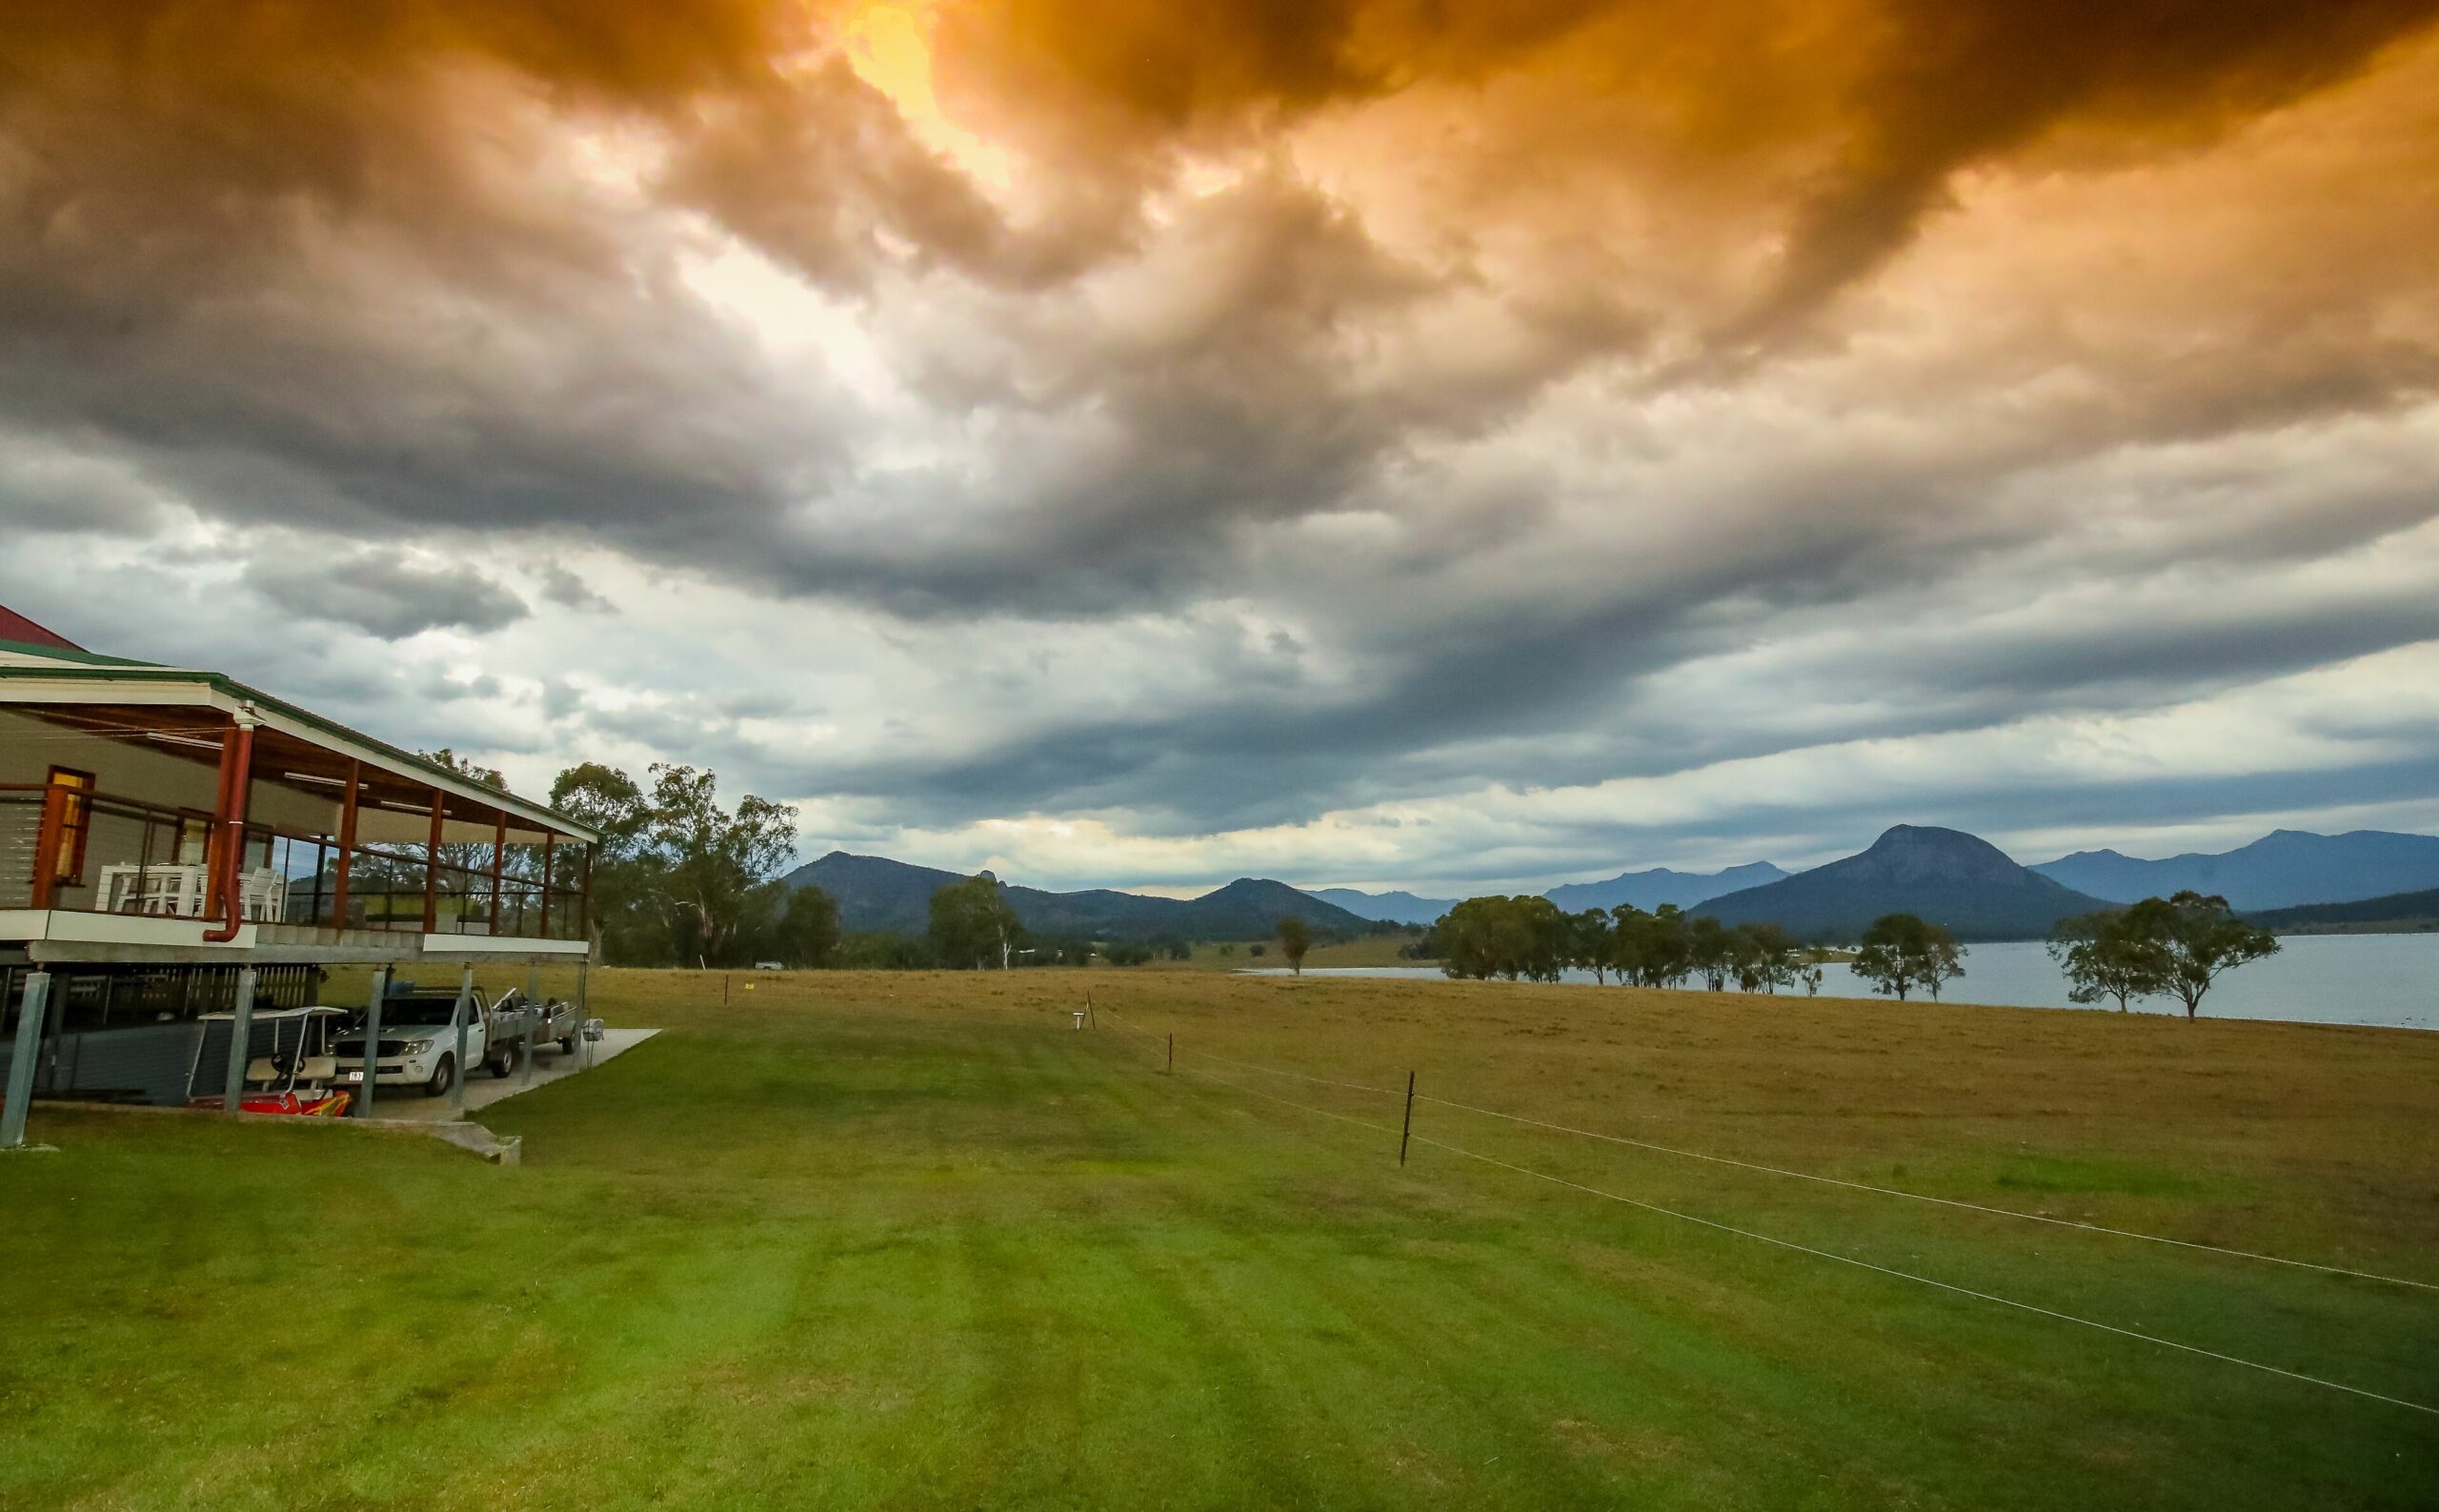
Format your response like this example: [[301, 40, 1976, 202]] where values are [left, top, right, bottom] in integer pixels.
[[331, 983, 575, 1099], [330, 985, 505, 1098]]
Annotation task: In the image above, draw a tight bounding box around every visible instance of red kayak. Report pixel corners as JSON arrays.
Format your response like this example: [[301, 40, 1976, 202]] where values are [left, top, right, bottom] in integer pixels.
[[190, 1087, 353, 1118]]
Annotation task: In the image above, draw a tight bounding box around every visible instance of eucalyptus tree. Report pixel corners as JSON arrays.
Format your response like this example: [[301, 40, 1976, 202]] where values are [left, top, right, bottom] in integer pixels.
[[2119, 891, 2279, 1018], [931, 874, 1024, 970], [1276, 916, 1314, 975], [1571, 908, 1616, 984], [549, 759, 797, 968], [2048, 910, 2169, 1012], [1855, 914, 1965, 1001]]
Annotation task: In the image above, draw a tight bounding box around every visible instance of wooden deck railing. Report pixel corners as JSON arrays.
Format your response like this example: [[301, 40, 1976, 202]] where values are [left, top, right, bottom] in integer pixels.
[[0, 786, 587, 941]]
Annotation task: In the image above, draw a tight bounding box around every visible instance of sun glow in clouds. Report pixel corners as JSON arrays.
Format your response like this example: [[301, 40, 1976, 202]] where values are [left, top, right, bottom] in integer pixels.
[[837, 1, 1018, 191]]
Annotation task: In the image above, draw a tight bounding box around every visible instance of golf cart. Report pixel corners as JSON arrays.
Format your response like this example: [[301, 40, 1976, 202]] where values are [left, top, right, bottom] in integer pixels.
[[185, 1005, 356, 1118]]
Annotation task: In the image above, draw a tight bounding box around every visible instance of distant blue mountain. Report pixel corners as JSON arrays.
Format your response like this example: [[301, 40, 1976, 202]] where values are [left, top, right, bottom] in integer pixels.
[[2031, 830, 2439, 910], [1696, 826, 2106, 941], [1306, 888, 1458, 926], [1543, 861, 1788, 914]]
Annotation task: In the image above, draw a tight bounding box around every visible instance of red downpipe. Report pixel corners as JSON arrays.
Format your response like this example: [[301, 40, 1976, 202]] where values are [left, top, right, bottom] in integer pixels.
[[203, 712, 258, 942], [202, 727, 239, 919]]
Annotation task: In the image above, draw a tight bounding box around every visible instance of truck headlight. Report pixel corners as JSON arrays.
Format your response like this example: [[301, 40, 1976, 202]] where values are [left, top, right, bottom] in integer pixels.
[[402, 1038, 437, 1056]]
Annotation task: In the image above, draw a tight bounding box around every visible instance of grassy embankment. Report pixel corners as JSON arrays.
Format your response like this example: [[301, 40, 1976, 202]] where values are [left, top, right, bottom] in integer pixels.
[[5, 969, 2436, 1510]]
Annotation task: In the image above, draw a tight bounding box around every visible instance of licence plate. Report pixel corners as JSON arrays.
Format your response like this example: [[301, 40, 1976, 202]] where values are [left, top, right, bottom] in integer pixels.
[[346, 1071, 366, 1081]]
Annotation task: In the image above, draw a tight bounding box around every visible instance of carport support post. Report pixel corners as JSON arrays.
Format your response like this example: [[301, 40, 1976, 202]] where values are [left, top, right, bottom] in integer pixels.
[[2, 972, 52, 1149], [451, 961, 474, 1117], [220, 968, 258, 1113], [357, 966, 388, 1119], [574, 964, 591, 1070]]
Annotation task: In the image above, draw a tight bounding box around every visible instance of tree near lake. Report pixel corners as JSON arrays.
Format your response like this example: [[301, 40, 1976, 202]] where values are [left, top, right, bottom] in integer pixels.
[[1737, 922, 1801, 994], [2048, 909, 2170, 1012], [1433, 895, 1569, 981], [1686, 916, 1733, 992], [1571, 908, 1615, 984], [1608, 903, 1692, 988], [930, 874, 1023, 970], [1854, 914, 1965, 1001], [2119, 891, 2280, 1018], [1276, 916, 1314, 975]]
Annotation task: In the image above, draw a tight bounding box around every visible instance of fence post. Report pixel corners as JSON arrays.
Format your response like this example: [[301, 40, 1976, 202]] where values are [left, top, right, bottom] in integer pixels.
[[1400, 1071, 1416, 1167], [1165, 1033, 1173, 1075], [451, 960, 474, 1116], [356, 966, 388, 1118], [2, 972, 52, 1148], [221, 967, 258, 1113]]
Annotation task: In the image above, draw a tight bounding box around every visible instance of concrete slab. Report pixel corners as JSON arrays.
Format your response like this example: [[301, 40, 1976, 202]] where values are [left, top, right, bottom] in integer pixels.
[[374, 1028, 659, 1121]]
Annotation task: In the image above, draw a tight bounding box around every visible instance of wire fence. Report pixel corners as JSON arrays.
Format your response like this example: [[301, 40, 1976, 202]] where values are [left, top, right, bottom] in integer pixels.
[[1102, 1006, 2435, 1292], [1092, 1003, 2438, 1420]]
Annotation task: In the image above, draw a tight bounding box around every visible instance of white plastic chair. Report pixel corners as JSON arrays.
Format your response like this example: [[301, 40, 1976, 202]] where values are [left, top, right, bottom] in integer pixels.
[[238, 868, 285, 922]]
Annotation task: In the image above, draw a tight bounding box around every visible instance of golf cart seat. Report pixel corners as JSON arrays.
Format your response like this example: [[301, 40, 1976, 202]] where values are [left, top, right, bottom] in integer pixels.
[[246, 1056, 281, 1084], [298, 1055, 338, 1081]]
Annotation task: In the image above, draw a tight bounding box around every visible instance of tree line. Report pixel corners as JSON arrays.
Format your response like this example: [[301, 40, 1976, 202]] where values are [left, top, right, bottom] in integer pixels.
[[1425, 897, 1838, 994], [539, 759, 2281, 1011], [1422, 887, 2279, 1016]]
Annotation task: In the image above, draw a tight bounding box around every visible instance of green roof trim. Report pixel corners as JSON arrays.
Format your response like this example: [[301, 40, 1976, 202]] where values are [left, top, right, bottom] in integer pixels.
[[0, 659, 599, 842], [0, 637, 166, 670]]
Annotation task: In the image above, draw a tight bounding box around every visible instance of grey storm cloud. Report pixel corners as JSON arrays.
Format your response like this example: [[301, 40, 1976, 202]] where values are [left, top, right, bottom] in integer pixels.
[[244, 548, 531, 641], [535, 564, 615, 614]]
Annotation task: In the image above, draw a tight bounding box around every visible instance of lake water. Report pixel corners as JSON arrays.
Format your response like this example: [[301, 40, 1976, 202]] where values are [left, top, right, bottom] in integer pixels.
[[1243, 933, 2439, 1030]]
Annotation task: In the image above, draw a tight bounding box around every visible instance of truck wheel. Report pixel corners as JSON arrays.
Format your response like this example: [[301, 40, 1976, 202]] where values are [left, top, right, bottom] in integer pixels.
[[487, 1050, 514, 1079], [422, 1055, 456, 1099], [557, 1035, 574, 1054]]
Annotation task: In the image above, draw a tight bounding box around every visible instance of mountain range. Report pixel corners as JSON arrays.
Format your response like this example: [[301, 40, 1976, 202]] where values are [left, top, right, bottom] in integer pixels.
[[1305, 888, 1457, 926], [1316, 861, 1791, 924], [1695, 826, 2110, 940], [1543, 861, 1790, 913], [792, 827, 2439, 946], [2029, 829, 2439, 910], [785, 852, 1374, 941]]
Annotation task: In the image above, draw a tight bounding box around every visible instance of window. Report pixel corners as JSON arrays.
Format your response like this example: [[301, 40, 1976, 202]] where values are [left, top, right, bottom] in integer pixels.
[[47, 766, 94, 888]]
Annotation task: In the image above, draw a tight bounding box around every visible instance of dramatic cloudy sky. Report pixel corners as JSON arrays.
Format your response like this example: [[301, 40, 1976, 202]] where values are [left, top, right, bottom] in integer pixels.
[[7, 0, 2439, 894]]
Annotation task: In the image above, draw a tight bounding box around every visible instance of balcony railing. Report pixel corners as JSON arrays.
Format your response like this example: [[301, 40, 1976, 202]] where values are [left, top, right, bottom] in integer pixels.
[[0, 786, 587, 942]]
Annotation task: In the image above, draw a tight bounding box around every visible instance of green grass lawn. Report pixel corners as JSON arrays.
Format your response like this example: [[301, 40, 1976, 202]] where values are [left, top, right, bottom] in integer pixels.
[[4, 969, 2435, 1510]]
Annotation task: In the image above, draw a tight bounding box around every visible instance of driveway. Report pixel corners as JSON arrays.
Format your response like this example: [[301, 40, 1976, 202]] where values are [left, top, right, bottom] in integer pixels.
[[370, 1029, 659, 1121]]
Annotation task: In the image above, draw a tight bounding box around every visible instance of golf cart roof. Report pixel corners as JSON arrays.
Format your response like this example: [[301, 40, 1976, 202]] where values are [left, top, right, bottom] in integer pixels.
[[199, 1005, 355, 1021]]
